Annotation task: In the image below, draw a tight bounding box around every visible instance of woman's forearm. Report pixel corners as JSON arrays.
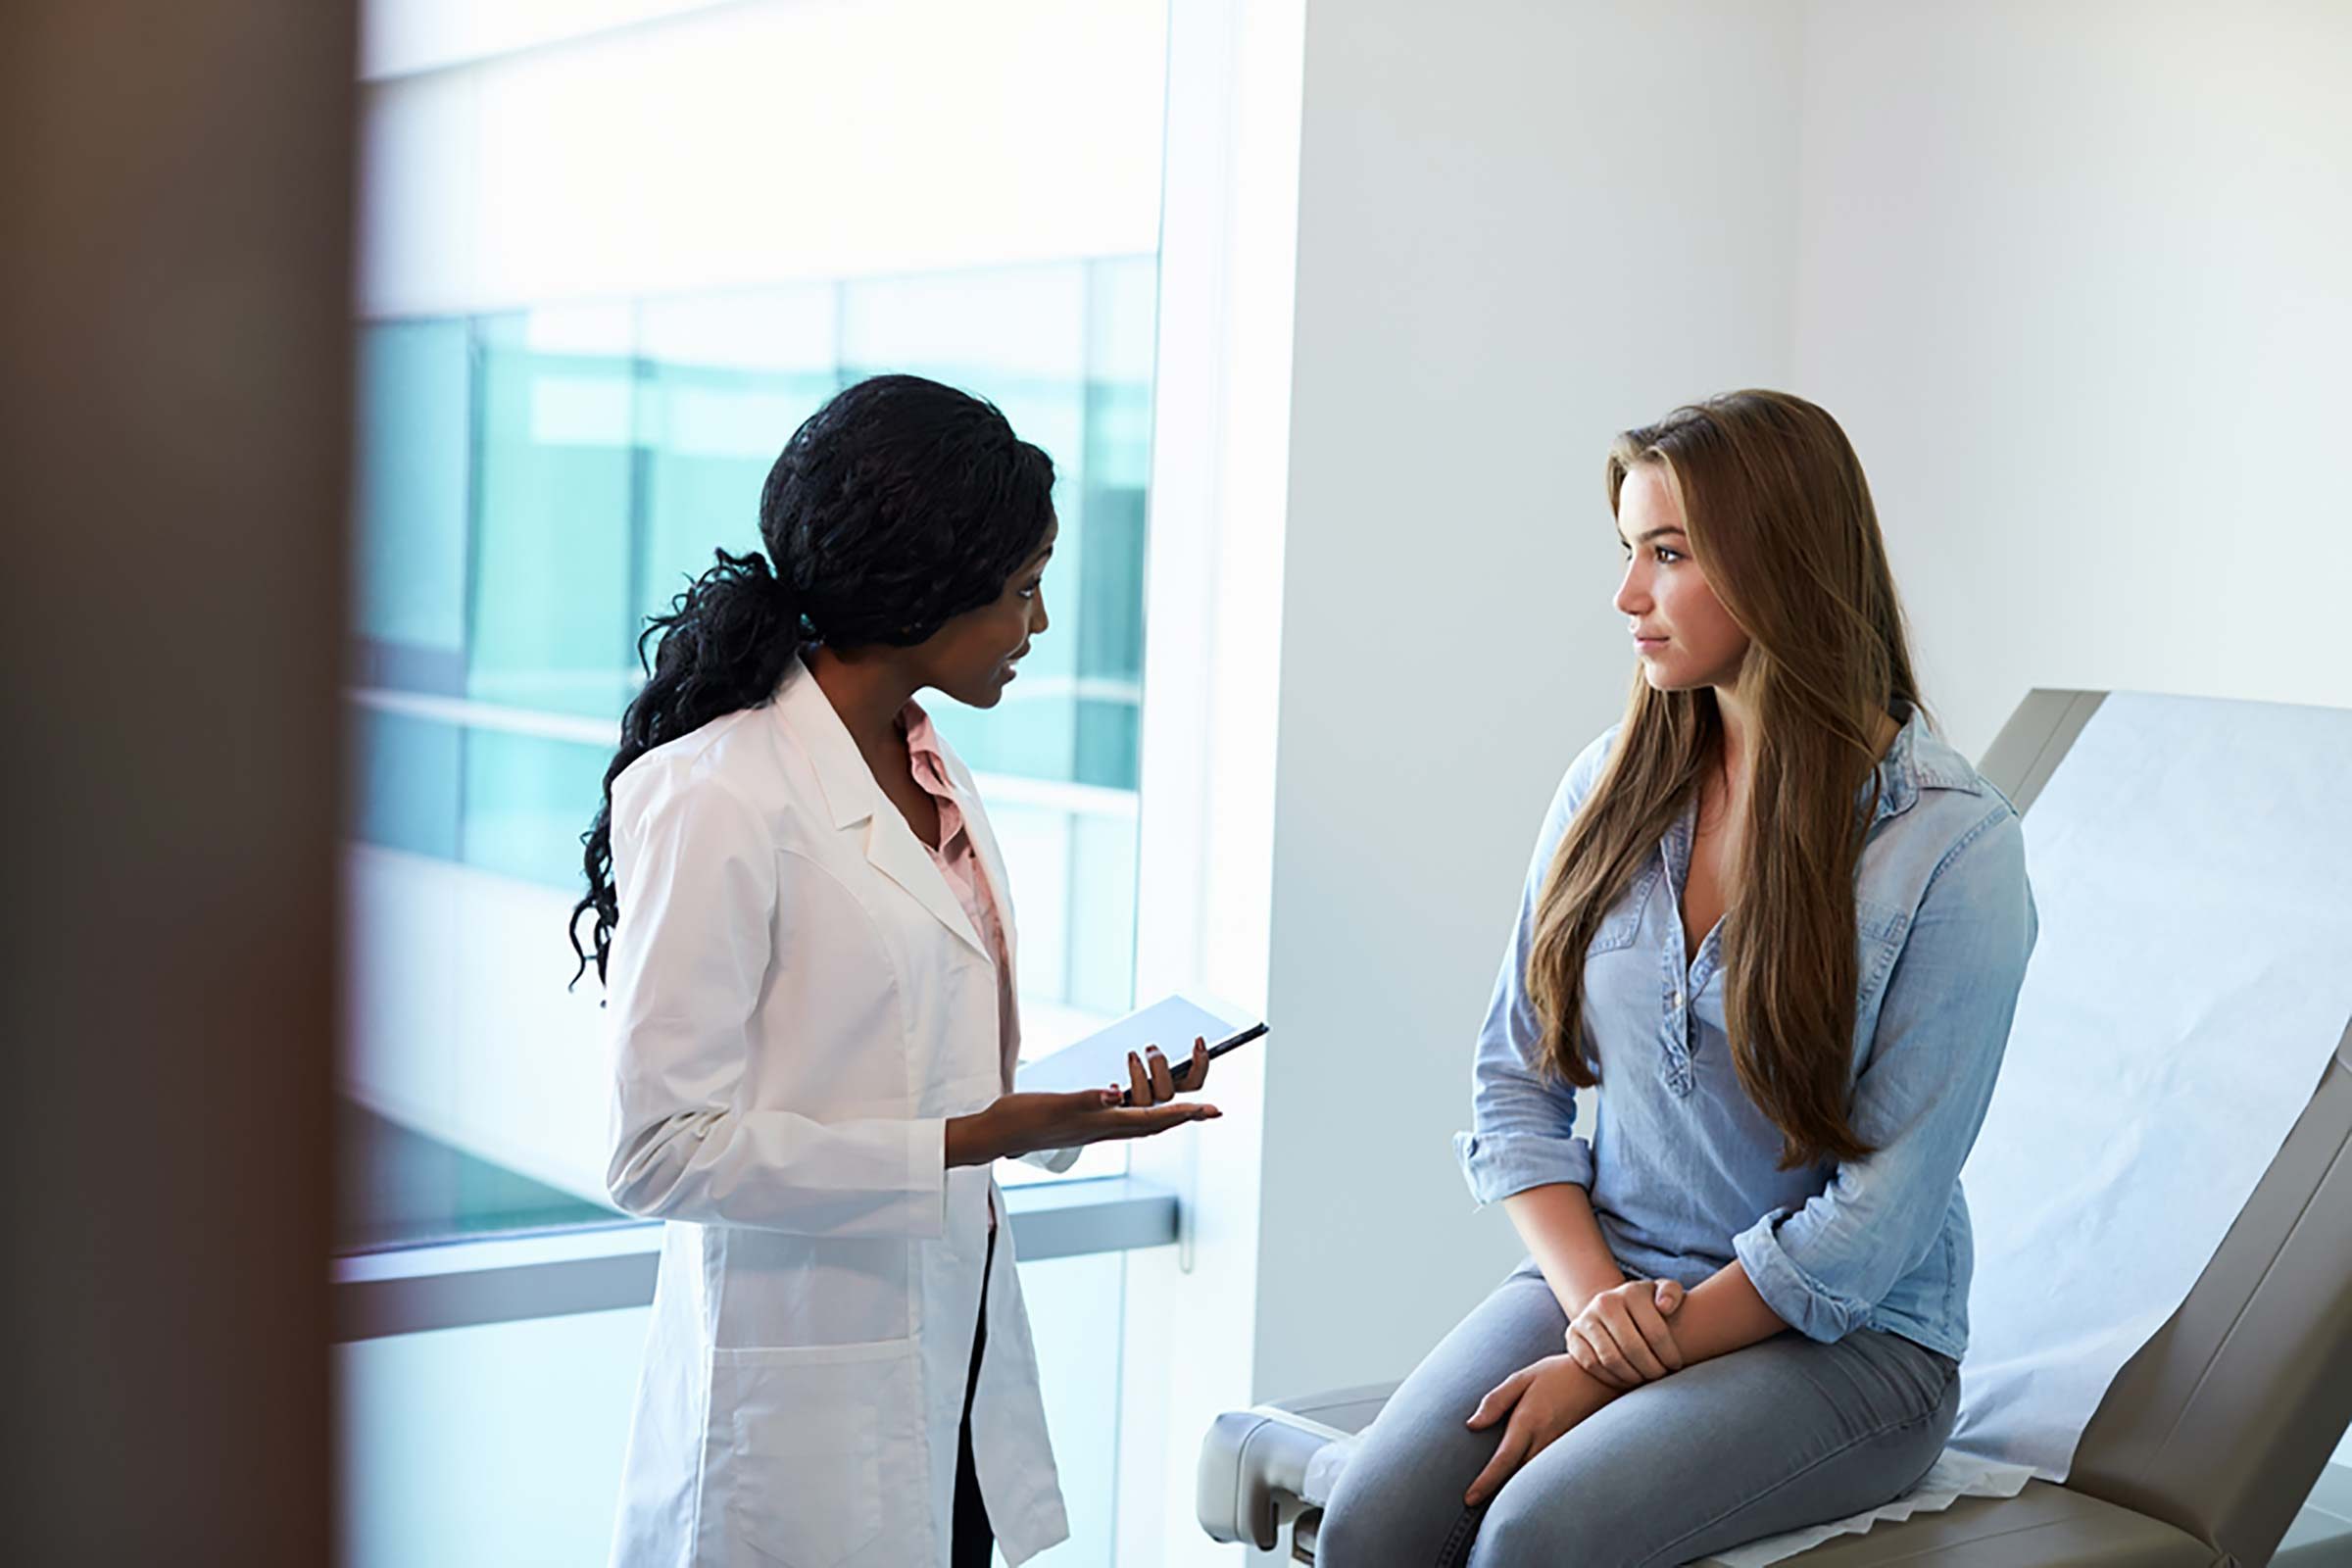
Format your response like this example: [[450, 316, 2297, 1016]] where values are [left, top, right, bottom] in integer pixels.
[[1668, 1260, 1788, 1366], [1502, 1183, 1625, 1319]]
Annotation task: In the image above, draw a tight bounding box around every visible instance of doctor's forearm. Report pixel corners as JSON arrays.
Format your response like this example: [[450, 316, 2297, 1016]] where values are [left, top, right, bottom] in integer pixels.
[[944, 1112, 998, 1167], [1503, 1183, 1625, 1319]]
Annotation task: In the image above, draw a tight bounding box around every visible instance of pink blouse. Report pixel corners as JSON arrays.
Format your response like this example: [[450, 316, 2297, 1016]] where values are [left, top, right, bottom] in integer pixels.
[[901, 702, 1021, 1087]]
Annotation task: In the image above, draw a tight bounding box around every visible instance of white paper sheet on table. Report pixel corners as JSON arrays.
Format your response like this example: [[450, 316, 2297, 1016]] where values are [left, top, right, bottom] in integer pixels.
[[1697, 1451, 2038, 1568], [1703, 692, 2352, 1565], [1947, 692, 2352, 1479]]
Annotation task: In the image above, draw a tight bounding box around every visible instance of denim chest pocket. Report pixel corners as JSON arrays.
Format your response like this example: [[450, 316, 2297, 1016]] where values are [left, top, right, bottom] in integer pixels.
[[1856, 895, 1910, 977], [1588, 860, 1664, 956]]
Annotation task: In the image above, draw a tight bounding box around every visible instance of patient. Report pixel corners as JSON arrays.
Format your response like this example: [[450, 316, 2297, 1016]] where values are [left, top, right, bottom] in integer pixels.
[[1316, 392, 2037, 1567]]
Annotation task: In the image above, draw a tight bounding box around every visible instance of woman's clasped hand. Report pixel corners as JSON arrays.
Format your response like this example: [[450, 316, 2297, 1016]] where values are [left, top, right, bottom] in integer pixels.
[[1564, 1276, 1687, 1389]]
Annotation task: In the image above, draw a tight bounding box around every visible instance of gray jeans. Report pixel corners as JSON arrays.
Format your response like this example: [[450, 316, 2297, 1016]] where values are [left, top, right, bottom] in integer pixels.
[[1316, 1261, 1958, 1568]]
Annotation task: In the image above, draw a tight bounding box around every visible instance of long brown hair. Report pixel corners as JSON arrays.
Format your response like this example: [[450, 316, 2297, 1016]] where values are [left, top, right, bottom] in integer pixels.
[[1525, 391, 1923, 1168]]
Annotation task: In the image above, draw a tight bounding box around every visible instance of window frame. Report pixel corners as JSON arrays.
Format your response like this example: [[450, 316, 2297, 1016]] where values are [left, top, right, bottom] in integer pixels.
[[332, 1174, 1179, 1342]]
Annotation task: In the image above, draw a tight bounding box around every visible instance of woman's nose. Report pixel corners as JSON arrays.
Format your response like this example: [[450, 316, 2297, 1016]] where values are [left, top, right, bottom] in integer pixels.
[[1614, 564, 1648, 617]]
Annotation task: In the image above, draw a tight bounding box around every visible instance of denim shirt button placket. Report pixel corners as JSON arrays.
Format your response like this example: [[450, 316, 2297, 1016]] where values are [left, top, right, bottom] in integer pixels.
[[1657, 814, 1699, 1096]]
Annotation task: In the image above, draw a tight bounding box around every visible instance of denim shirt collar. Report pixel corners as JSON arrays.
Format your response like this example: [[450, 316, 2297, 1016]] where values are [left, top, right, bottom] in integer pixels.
[[1867, 708, 1924, 825], [1869, 705, 1984, 826]]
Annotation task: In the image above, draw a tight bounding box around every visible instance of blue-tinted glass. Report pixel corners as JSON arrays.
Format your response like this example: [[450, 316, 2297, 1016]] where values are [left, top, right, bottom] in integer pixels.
[[1071, 257, 1155, 789], [635, 361, 836, 642], [468, 310, 638, 718], [461, 725, 611, 889], [635, 288, 840, 648], [354, 318, 470, 662], [350, 706, 462, 859], [338, 1099, 611, 1250]]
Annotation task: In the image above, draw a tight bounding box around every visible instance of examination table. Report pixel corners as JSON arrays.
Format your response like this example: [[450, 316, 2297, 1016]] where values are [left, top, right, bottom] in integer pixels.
[[1198, 690, 2352, 1566]]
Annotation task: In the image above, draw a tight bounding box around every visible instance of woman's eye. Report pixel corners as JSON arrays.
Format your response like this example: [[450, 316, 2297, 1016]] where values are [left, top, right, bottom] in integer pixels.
[[1653, 547, 1683, 564]]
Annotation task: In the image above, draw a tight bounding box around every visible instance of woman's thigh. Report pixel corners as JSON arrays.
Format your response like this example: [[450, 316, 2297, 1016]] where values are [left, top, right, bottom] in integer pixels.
[[1315, 1263, 1566, 1568], [1468, 1328, 1959, 1568]]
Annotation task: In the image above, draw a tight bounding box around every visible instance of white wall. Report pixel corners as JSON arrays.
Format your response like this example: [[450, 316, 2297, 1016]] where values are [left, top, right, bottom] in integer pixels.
[[1793, 0, 2352, 757], [1251, 0, 1808, 1401]]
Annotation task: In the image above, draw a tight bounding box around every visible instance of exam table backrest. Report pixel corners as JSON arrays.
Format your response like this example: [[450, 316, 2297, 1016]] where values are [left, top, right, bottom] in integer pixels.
[[1978, 690, 2352, 1568]]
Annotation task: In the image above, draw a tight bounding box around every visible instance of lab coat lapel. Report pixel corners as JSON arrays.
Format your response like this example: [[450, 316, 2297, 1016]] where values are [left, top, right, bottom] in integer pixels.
[[772, 657, 991, 962], [863, 812, 990, 960]]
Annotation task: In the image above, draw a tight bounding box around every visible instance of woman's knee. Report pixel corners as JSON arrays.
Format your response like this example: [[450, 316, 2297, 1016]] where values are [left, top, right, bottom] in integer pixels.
[[1315, 1418, 1479, 1567], [1463, 1478, 1618, 1568], [1464, 1441, 1691, 1568]]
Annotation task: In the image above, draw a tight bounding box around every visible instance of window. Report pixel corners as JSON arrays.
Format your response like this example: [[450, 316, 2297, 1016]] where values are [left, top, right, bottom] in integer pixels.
[[339, 4, 1175, 1562], [342, 255, 1157, 1247]]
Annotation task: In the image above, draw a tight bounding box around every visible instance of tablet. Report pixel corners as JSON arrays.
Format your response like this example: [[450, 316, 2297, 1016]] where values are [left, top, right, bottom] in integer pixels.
[[1014, 991, 1266, 1104]]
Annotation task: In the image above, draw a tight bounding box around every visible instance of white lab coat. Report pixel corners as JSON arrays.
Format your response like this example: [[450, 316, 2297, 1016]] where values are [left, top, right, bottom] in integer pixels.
[[603, 656, 1077, 1568]]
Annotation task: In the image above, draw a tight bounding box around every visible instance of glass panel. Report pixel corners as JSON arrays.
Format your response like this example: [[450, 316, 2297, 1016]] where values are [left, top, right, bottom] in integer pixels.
[[461, 726, 612, 889], [467, 306, 639, 717], [1066, 811, 1141, 1015], [335, 1251, 1129, 1566], [353, 318, 470, 663], [337, 1306, 648, 1568], [350, 706, 462, 861], [337, 1098, 611, 1250], [635, 285, 839, 639]]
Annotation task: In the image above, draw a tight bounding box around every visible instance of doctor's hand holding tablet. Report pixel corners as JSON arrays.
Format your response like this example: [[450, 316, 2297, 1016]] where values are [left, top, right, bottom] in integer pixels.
[[964, 989, 1274, 1160], [951, 1038, 1221, 1165], [571, 375, 1240, 1568]]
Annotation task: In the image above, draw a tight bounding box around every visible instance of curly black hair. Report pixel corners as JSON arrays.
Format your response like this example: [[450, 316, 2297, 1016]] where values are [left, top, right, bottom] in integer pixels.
[[566, 373, 1057, 987]]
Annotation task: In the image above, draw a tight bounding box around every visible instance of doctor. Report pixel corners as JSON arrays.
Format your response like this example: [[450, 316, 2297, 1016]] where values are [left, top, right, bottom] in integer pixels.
[[568, 374, 1220, 1568]]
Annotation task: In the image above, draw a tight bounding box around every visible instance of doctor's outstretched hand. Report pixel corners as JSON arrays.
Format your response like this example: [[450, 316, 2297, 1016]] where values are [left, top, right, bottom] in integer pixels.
[[945, 1038, 1220, 1166]]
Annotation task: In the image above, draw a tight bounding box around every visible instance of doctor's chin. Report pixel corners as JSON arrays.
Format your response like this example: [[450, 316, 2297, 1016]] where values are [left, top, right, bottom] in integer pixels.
[[17, 2, 2352, 1566]]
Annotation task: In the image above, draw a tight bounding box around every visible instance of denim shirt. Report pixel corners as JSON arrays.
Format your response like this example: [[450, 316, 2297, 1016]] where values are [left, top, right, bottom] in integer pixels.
[[1452, 710, 2037, 1358]]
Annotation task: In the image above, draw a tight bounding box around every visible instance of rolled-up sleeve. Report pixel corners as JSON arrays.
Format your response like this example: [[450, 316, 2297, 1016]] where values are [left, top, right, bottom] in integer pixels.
[[1454, 732, 1616, 1206], [1734, 803, 2036, 1342]]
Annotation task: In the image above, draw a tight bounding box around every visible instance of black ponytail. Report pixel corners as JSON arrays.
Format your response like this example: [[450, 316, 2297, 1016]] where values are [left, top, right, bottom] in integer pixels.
[[567, 373, 1055, 988], [567, 549, 805, 986]]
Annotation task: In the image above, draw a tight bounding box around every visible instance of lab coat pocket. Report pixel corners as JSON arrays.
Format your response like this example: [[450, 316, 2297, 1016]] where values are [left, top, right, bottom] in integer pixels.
[[713, 1337, 917, 1568]]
